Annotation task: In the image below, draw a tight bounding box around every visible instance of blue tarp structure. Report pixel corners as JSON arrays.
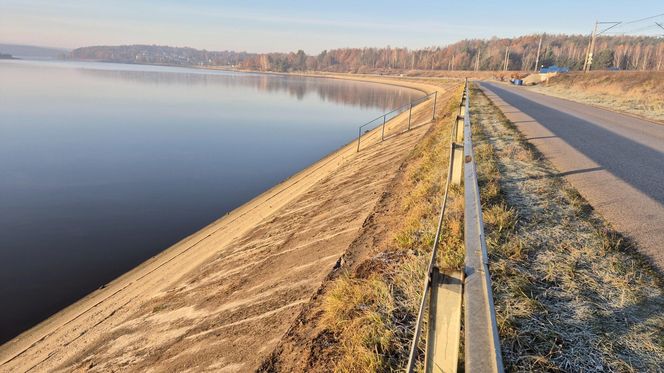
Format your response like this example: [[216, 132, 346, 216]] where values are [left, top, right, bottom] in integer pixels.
[[539, 65, 569, 73]]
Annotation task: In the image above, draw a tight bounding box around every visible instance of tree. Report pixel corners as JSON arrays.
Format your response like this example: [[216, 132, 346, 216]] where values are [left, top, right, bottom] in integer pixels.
[[70, 35, 664, 72], [593, 49, 615, 69]]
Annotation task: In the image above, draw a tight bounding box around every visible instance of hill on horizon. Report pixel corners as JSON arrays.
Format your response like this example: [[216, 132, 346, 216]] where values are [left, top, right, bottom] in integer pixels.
[[0, 43, 69, 60], [68, 33, 664, 73]]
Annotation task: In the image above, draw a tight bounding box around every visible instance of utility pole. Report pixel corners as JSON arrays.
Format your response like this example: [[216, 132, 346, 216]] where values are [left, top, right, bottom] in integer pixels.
[[503, 46, 510, 71], [582, 31, 593, 71], [584, 21, 599, 72], [584, 20, 622, 72], [475, 49, 481, 71], [656, 33, 663, 71], [534, 34, 543, 72]]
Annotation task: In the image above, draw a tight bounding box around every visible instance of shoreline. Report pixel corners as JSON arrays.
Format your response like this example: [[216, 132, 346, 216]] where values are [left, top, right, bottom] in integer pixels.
[[25, 58, 439, 96], [0, 74, 444, 370]]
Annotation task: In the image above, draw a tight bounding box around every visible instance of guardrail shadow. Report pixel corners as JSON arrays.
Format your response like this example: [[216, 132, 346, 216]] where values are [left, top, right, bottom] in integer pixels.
[[510, 166, 604, 183]]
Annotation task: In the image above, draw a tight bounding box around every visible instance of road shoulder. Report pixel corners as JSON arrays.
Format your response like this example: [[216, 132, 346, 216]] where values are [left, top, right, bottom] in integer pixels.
[[480, 82, 664, 272], [472, 85, 664, 371]]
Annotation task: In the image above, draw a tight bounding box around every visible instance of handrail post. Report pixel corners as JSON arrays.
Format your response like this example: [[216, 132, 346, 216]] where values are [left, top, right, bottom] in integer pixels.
[[354, 91, 430, 154]]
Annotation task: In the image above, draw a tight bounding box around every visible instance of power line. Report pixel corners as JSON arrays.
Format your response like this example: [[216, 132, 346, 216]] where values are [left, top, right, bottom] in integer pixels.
[[582, 13, 664, 72], [622, 12, 664, 25], [597, 22, 622, 35], [598, 12, 664, 36], [605, 24, 662, 35]]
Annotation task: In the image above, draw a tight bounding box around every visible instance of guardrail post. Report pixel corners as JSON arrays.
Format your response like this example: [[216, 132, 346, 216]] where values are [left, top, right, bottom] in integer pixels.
[[432, 91, 438, 121], [408, 102, 413, 130], [451, 106, 465, 185], [425, 269, 463, 373], [381, 114, 386, 141]]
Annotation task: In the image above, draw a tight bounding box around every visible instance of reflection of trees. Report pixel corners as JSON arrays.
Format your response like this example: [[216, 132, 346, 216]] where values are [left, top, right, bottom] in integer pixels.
[[76, 68, 420, 111]]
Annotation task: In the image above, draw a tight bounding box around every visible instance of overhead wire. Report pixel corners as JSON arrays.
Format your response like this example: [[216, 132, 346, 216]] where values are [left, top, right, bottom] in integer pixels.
[[605, 24, 662, 35], [622, 12, 664, 25], [600, 12, 664, 36]]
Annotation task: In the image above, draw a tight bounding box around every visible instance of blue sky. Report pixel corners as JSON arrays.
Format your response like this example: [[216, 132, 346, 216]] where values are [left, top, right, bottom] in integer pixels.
[[1, 0, 662, 53]]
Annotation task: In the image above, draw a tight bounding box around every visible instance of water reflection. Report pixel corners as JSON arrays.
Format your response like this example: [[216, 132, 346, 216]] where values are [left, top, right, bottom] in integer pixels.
[[0, 60, 420, 344], [76, 67, 419, 110]]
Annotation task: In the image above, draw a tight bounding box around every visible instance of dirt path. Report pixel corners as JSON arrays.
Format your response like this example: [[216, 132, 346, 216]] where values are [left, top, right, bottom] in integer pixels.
[[0, 77, 450, 372]]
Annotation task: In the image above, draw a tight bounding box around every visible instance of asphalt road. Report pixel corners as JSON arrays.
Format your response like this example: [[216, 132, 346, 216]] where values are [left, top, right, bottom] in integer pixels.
[[479, 82, 664, 272]]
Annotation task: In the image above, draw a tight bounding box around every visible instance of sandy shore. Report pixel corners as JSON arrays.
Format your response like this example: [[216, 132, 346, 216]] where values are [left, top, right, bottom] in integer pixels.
[[0, 76, 448, 372]]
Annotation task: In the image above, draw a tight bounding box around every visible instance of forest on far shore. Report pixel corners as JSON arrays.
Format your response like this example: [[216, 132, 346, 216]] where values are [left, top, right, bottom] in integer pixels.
[[70, 34, 664, 73]]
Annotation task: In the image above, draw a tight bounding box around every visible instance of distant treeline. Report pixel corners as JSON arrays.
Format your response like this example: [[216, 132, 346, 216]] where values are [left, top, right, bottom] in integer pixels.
[[70, 34, 664, 72]]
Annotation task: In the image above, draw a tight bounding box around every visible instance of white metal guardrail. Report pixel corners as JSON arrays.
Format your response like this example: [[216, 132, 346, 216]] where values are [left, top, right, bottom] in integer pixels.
[[461, 80, 503, 373], [406, 79, 503, 372]]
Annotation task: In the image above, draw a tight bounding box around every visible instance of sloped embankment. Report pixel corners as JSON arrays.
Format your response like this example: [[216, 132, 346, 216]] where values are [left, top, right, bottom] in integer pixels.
[[259, 79, 464, 372]]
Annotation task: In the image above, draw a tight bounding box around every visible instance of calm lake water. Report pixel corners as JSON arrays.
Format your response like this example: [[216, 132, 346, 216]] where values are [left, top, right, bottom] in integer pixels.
[[0, 60, 421, 343]]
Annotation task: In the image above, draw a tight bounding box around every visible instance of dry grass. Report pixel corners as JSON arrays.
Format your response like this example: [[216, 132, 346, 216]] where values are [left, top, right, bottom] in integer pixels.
[[321, 275, 395, 372], [529, 71, 664, 123], [316, 81, 465, 372], [472, 85, 664, 372], [403, 70, 525, 82], [299, 77, 664, 372]]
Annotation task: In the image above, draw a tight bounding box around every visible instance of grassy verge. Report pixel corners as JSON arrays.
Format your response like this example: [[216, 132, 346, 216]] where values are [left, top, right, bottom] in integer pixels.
[[311, 79, 664, 372], [528, 71, 664, 123], [472, 85, 664, 371], [317, 82, 465, 372]]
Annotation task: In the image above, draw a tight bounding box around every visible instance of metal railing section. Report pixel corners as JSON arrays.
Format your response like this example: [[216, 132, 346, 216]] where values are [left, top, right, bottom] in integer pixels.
[[356, 91, 437, 152], [406, 79, 503, 372], [461, 80, 504, 373]]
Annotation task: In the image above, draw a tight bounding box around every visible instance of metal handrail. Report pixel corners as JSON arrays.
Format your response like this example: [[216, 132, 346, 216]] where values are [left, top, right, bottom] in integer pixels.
[[406, 79, 503, 372], [356, 91, 437, 152]]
